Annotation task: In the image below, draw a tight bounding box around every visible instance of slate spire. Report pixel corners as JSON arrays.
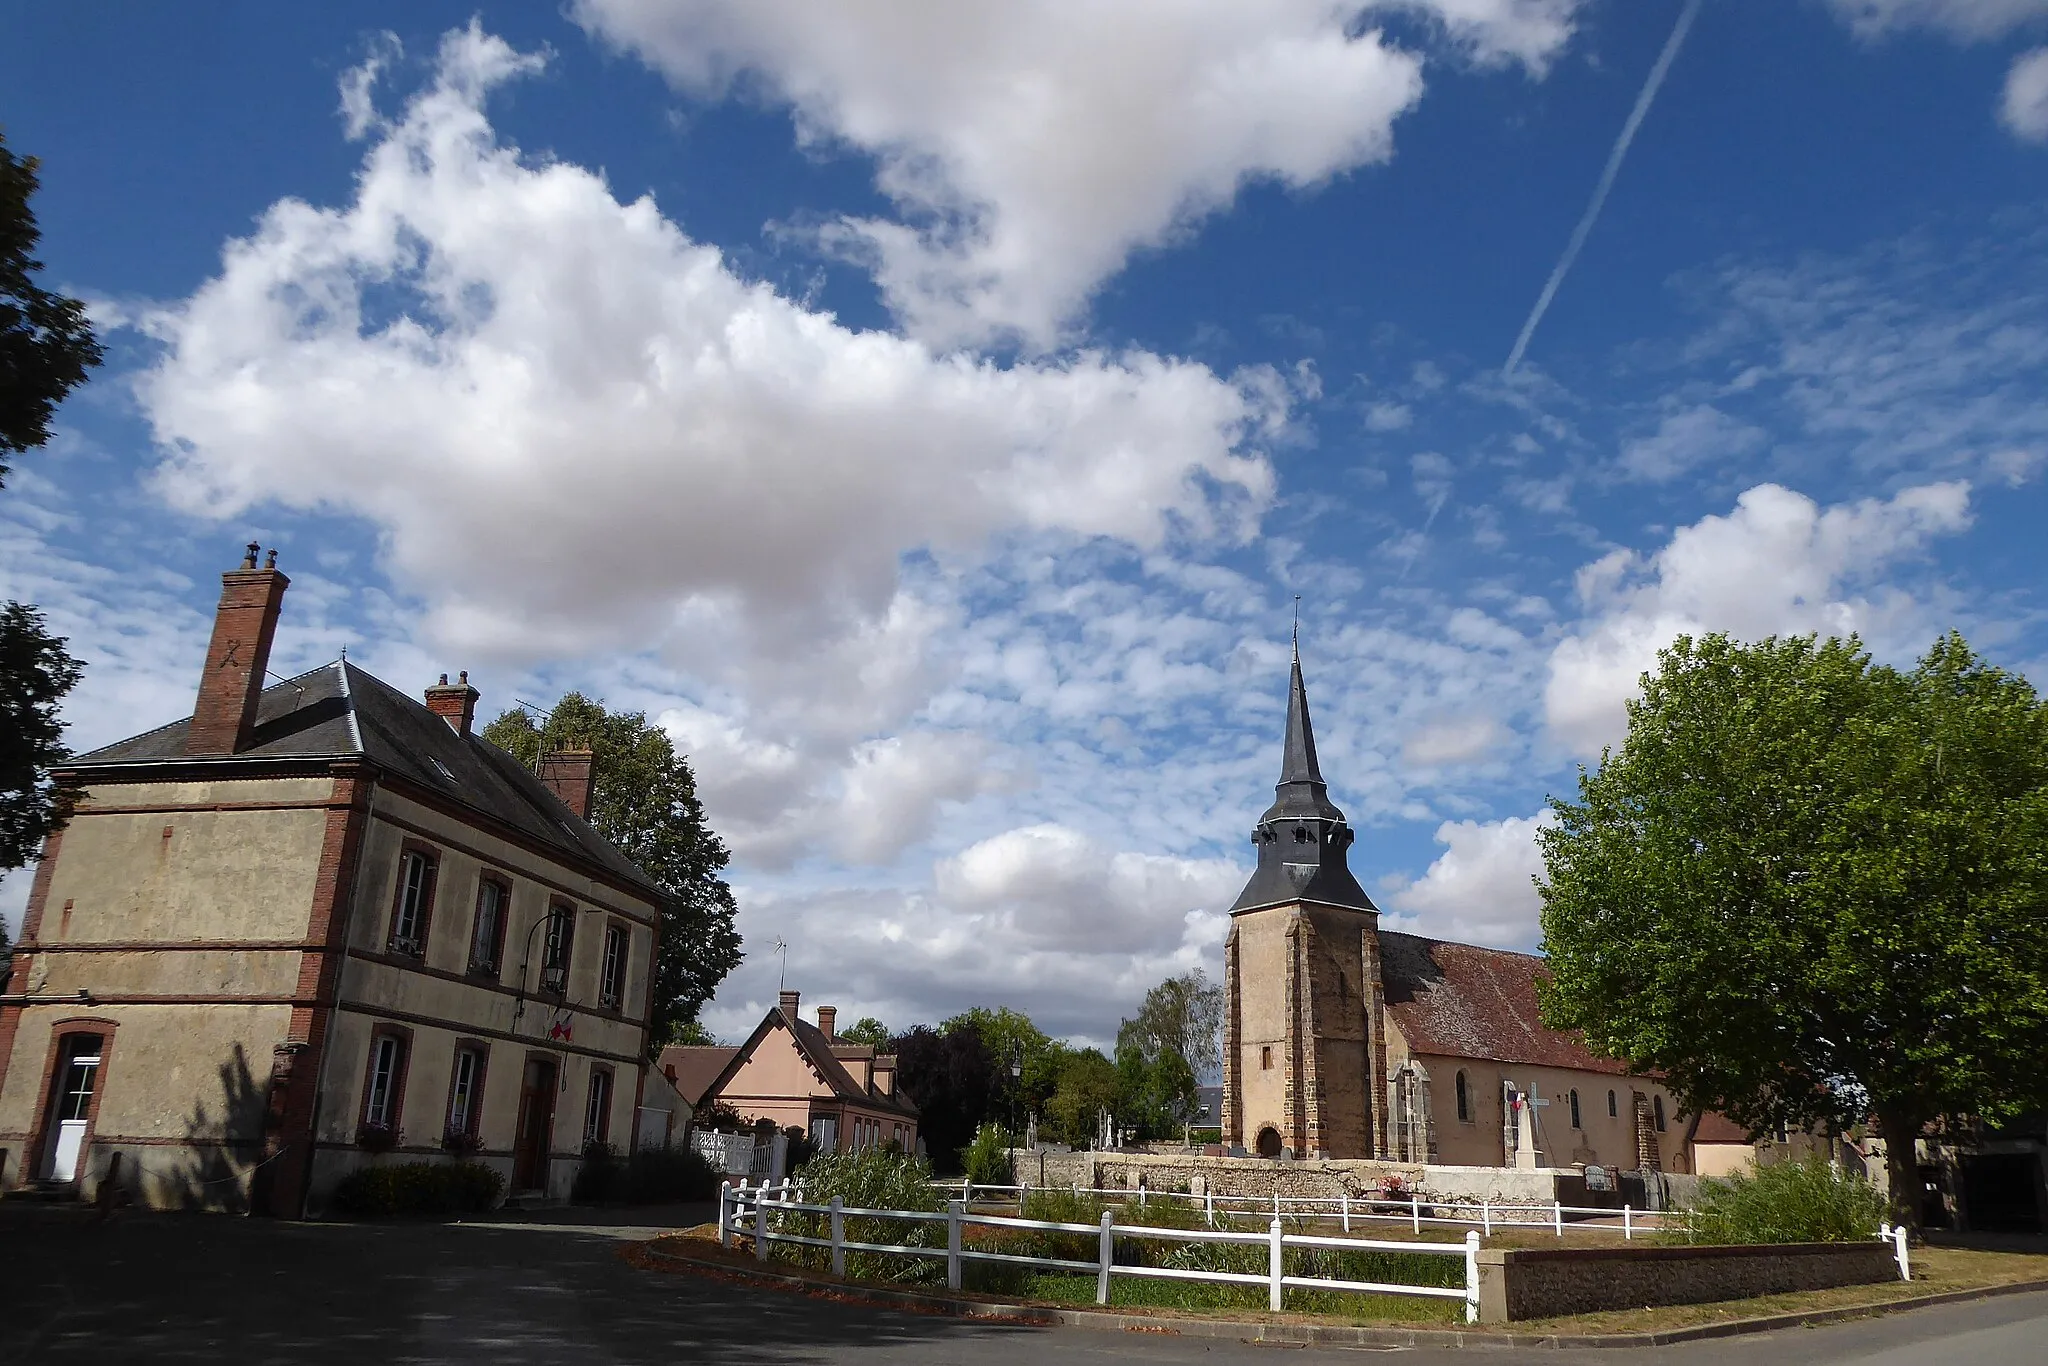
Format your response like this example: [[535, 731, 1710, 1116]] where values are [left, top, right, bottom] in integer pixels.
[[1229, 644, 1376, 914]]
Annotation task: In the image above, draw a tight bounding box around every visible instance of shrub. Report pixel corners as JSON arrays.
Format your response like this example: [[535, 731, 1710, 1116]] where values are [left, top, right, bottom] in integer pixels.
[[573, 1141, 721, 1204], [962, 1123, 1013, 1186], [1670, 1156, 1887, 1246], [768, 1149, 944, 1282], [330, 1160, 504, 1217]]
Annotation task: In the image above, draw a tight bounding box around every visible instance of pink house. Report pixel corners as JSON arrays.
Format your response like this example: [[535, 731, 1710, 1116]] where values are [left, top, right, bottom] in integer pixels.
[[661, 990, 917, 1155]]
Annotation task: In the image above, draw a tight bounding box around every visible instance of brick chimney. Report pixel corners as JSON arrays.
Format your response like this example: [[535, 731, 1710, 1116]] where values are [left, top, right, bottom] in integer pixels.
[[778, 989, 800, 1019], [816, 1005, 837, 1039], [537, 749, 596, 820], [186, 543, 290, 756], [424, 671, 478, 736]]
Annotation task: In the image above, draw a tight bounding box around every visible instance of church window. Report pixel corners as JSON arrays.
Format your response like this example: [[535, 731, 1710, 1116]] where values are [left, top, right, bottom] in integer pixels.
[[1569, 1089, 1582, 1129], [1653, 1096, 1667, 1132], [1260, 1045, 1272, 1071], [1455, 1071, 1469, 1123], [1293, 825, 1310, 842], [1608, 1089, 1617, 1118]]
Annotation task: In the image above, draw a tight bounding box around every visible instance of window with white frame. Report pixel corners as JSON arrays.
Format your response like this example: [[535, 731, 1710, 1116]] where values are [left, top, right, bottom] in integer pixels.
[[389, 849, 436, 955], [363, 1033, 406, 1130], [584, 1068, 612, 1147], [468, 880, 507, 976], [599, 924, 627, 1009], [447, 1045, 485, 1140]]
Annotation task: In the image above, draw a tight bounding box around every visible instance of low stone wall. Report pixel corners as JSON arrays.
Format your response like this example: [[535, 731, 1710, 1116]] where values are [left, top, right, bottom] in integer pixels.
[[1475, 1241, 1899, 1322], [1020, 1149, 1574, 1208]]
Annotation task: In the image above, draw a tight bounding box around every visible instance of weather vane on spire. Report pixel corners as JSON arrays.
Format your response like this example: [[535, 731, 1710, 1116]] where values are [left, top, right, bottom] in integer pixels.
[[1292, 594, 1301, 662]]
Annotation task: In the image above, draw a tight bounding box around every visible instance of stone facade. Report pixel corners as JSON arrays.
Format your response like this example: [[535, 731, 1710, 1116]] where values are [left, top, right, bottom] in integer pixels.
[[0, 550, 665, 1215], [1476, 1241, 1899, 1322], [1220, 653, 1697, 1175]]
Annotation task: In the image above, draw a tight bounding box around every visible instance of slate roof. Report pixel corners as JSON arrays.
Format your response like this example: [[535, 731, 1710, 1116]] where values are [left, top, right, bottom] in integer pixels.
[[72, 660, 657, 895], [1377, 931, 1632, 1075], [661, 1045, 743, 1108]]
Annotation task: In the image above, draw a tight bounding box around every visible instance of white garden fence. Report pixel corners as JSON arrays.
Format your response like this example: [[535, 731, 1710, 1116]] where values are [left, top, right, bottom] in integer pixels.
[[722, 1179, 1482, 1321]]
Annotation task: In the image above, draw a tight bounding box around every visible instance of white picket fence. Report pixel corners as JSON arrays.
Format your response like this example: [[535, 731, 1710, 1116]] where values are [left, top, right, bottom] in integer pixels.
[[722, 1179, 1482, 1320], [930, 1178, 1667, 1239]]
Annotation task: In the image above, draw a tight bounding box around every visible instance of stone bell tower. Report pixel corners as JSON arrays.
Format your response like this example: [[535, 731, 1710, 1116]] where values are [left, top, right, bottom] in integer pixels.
[[1221, 644, 1387, 1159]]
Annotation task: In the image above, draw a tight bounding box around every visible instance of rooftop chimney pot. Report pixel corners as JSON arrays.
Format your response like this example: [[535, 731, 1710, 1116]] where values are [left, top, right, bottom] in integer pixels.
[[778, 989, 800, 1018], [817, 1005, 837, 1039]]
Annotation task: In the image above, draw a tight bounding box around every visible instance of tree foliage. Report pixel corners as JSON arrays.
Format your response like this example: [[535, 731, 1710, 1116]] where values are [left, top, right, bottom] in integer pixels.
[[1538, 632, 2048, 1227], [0, 138, 96, 880], [482, 694, 741, 1052], [838, 1016, 892, 1049], [1041, 1047, 1118, 1147], [0, 602, 81, 871], [889, 1021, 998, 1174], [1, 133, 103, 475], [1116, 969, 1223, 1084]]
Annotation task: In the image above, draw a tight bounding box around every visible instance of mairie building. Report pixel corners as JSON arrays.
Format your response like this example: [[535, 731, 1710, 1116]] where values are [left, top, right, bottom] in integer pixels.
[[0, 546, 678, 1214]]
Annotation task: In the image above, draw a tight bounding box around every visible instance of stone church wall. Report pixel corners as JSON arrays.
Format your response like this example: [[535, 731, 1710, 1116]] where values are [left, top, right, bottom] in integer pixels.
[[1021, 1149, 1575, 1207]]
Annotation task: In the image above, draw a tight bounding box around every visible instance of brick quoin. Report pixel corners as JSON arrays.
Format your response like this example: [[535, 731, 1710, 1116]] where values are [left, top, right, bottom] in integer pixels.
[[0, 822, 69, 1144], [265, 767, 372, 1218]]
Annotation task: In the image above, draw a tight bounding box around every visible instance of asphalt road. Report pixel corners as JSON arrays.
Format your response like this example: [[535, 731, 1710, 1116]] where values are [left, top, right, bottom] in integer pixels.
[[1, 1204, 2042, 1364]]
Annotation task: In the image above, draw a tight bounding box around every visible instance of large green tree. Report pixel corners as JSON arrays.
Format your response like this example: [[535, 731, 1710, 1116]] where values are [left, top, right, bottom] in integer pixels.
[[1042, 1047, 1118, 1147], [0, 136, 94, 879], [943, 1004, 1064, 1118], [1538, 632, 2048, 1228], [483, 693, 742, 1053]]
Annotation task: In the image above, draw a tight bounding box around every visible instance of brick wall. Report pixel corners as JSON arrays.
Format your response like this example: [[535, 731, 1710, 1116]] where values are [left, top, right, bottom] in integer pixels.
[[1476, 1241, 1898, 1322]]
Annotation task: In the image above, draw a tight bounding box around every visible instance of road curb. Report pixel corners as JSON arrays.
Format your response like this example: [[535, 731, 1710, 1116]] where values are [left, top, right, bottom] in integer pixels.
[[632, 1243, 2048, 1350]]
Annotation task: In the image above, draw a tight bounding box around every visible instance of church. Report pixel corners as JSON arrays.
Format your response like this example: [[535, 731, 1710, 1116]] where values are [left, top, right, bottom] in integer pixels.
[[1221, 650, 1691, 1175]]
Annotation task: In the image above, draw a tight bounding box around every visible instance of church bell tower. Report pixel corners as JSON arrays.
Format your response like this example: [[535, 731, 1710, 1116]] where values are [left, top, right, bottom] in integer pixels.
[[1220, 645, 1388, 1159]]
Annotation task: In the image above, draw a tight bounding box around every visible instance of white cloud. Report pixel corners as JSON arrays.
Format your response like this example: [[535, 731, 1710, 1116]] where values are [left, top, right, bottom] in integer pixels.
[[1401, 714, 1508, 767], [707, 826, 1244, 1044], [1386, 808, 1554, 949], [1826, 0, 2048, 40], [133, 26, 1280, 662], [2002, 46, 2048, 139], [937, 822, 1246, 954], [1619, 404, 1766, 483], [1544, 482, 1973, 754], [573, 1, 1582, 347], [121, 25, 1295, 865]]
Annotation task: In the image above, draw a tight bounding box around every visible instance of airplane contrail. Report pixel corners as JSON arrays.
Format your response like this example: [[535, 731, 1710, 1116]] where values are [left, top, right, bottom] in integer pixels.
[[1503, 0, 1705, 377]]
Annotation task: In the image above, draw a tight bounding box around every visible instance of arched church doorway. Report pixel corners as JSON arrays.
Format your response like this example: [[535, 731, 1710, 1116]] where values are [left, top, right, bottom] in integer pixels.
[[1255, 1125, 1283, 1159]]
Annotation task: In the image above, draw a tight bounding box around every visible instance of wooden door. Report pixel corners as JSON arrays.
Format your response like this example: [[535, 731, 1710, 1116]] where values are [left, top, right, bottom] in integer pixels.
[[513, 1058, 557, 1192]]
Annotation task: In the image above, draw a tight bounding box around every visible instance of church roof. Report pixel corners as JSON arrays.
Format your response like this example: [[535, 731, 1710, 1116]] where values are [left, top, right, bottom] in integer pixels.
[[1378, 931, 1632, 1075], [70, 660, 658, 895]]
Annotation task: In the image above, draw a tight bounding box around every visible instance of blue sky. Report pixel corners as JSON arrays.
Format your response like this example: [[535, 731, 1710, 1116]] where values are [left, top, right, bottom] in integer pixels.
[[4, 1, 2046, 1046]]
